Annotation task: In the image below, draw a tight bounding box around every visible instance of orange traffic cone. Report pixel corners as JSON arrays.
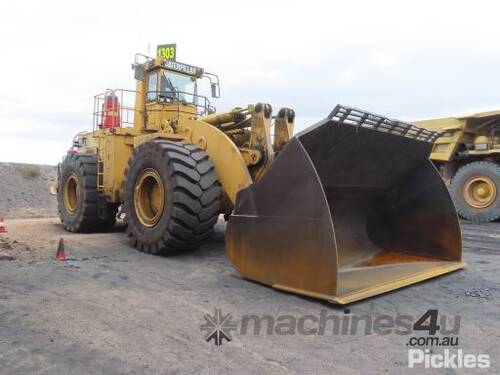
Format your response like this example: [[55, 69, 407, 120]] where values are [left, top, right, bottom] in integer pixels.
[[55, 238, 66, 261], [0, 217, 7, 233]]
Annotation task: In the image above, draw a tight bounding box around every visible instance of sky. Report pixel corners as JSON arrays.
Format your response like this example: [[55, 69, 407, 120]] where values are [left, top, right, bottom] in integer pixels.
[[1, 0, 500, 165]]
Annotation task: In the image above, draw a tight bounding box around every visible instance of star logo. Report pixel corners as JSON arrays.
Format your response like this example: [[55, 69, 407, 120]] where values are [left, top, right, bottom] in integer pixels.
[[200, 309, 237, 347]]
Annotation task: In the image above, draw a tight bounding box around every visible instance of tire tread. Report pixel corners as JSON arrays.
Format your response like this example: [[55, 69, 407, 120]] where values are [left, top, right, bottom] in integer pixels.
[[450, 160, 500, 223], [125, 140, 221, 254]]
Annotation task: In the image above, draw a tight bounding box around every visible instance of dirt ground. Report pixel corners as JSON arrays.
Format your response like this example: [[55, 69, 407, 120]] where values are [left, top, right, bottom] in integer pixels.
[[0, 217, 499, 374], [0, 163, 58, 219]]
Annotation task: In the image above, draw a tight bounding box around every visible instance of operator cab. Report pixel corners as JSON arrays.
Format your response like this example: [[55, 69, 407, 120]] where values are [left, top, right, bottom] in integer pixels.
[[147, 66, 198, 104], [135, 55, 220, 116]]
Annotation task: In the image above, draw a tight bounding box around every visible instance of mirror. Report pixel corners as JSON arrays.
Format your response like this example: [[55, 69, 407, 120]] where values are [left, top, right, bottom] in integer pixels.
[[211, 83, 220, 98], [134, 63, 145, 81]]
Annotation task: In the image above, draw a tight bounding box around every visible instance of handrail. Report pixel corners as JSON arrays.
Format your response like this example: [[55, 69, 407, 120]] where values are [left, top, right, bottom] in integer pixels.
[[93, 88, 214, 131]]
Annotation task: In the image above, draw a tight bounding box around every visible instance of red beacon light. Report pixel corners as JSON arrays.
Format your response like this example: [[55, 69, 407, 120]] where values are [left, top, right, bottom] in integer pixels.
[[102, 92, 121, 129]]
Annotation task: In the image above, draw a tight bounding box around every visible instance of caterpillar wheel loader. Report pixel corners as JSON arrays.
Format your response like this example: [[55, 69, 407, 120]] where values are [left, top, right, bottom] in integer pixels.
[[414, 111, 500, 223], [53, 52, 465, 304]]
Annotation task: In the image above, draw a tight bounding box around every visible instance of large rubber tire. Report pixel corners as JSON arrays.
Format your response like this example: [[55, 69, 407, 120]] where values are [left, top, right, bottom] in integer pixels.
[[58, 153, 117, 232], [450, 161, 500, 223], [124, 140, 221, 254]]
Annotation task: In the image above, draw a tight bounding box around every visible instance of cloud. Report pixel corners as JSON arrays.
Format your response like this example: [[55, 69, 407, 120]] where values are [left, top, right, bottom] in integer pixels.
[[1, 0, 500, 164]]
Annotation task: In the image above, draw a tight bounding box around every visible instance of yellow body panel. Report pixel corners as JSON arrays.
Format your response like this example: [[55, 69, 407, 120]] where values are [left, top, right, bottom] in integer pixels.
[[85, 106, 255, 210], [97, 131, 135, 201], [181, 118, 253, 203], [85, 120, 253, 209], [414, 109, 500, 162]]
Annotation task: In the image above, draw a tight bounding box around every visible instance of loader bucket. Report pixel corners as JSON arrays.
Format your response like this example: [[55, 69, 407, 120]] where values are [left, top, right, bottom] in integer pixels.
[[226, 105, 465, 304]]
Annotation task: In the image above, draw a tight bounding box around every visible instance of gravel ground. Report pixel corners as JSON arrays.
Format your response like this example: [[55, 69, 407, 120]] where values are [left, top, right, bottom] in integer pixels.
[[0, 218, 499, 374], [0, 163, 57, 219]]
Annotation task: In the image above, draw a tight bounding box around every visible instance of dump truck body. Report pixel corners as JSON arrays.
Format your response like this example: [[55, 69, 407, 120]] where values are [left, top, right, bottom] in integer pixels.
[[53, 51, 464, 304], [415, 110, 500, 222]]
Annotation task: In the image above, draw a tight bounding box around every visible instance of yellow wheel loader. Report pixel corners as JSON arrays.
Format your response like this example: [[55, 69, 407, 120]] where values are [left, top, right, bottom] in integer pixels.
[[415, 111, 500, 223], [54, 52, 465, 304]]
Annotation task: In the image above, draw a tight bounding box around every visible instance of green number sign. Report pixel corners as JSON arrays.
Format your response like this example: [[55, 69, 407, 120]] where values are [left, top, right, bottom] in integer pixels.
[[157, 44, 176, 61]]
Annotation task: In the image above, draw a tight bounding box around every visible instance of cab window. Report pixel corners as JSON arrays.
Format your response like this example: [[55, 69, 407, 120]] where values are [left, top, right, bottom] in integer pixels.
[[159, 70, 197, 103], [147, 72, 158, 102]]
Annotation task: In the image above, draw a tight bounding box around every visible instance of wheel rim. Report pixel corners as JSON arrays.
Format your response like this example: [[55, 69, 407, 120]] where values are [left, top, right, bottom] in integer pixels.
[[134, 168, 165, 227], [63, 172, 80, 214], [463, 175, 497, 209]]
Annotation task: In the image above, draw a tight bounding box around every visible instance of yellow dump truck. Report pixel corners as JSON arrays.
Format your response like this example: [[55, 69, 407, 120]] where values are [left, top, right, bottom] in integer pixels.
[[415, 110, 500, 223], [52, 50, 465, 304]]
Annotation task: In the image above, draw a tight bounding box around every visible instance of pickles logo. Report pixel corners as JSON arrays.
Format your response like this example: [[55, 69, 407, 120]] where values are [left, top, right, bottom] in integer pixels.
[[409, 349, 490, 369], [200, 309, 237, 347]]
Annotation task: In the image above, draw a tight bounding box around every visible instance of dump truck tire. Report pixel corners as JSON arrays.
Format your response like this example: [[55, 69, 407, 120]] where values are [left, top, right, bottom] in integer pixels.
[[124, 140, 221, 254], [451, 161, 500, 222], [58, 153, 116, 232]]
